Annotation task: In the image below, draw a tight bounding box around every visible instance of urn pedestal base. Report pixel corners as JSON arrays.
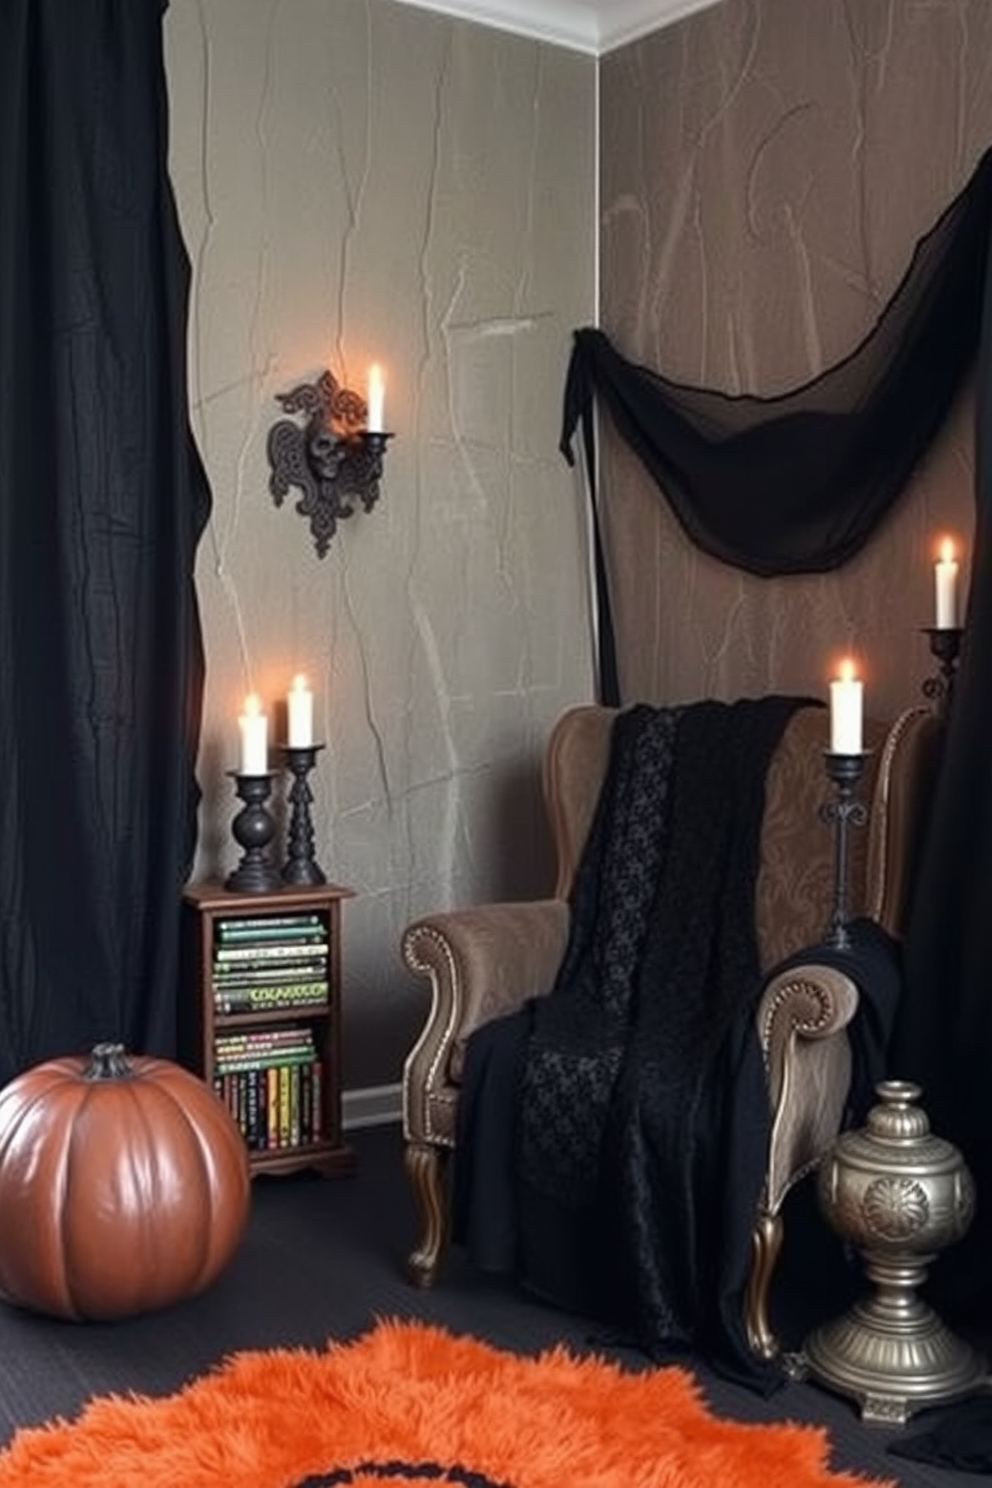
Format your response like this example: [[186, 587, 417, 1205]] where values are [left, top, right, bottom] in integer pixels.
[[804, 1080, 988, 1425], [804, 1257, 987, 1424]]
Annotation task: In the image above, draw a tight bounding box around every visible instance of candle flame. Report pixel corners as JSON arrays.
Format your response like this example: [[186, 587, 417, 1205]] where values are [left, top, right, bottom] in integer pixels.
[[836, 657, 858, 683], [243, 693, 262, 717], [938, 536, 956, 564], [291, 673, 309, 692]]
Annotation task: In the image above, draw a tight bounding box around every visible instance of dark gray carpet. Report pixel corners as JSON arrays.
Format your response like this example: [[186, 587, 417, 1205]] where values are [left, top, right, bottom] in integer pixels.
[[0, 1123, 986, 1485]]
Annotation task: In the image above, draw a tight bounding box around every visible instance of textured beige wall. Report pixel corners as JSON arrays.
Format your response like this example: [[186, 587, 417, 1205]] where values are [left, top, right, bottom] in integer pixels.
[[600, 0, 988, 721], [164, 0, 596, 1088]]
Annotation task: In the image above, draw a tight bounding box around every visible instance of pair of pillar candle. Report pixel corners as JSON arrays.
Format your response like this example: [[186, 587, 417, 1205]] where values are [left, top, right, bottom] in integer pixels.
[[238, 677, 313, 775]]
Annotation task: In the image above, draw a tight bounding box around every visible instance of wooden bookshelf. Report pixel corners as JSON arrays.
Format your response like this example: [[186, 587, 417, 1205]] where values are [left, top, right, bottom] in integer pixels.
[[181, 881, 355, 1178]]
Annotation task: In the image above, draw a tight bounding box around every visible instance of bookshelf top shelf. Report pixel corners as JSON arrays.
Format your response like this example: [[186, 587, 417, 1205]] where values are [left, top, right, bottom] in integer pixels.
[[183, 881, 354, 913]]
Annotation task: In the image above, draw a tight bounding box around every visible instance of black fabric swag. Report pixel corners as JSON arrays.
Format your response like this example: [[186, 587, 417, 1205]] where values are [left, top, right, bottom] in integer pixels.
[[0, 0, 209, 1079], [561, 146, 992, 704], [559, 144, 992, 1322]]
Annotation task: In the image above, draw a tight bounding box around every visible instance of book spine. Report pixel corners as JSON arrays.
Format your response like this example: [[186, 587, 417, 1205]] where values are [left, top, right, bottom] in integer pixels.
[[215, 994, 329, 1015], [215, 1034, 316, 1058], [278, 1065, 291, 1147], [216, 914, 322, 935], [216, 926, 328, 945], [245, 1067, 262, 1149], [214, 977, 328, 997], [214, 1052, 315, 1076], [290, 1063, 301, 1147], [267, 1066, 279, 1148], [214, 940, 329, 963], [311, 1059, 323, 1141], [216, 1033, 316, 1056], [300, 1060, 312, 1142], [213, 961, 328, 983], [214, 986, 327, 1007]]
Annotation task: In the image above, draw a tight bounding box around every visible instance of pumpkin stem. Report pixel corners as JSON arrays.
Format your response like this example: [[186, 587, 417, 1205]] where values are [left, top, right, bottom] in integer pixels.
[[84, 1042, 134, 1081]]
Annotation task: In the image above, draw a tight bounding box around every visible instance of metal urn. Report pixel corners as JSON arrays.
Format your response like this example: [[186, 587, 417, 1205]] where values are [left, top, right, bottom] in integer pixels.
[[803, 1079, 987, 1425]]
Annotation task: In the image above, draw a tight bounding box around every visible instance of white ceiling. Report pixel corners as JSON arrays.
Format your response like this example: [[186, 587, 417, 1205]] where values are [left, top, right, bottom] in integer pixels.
[[388, 0, 724, 55]]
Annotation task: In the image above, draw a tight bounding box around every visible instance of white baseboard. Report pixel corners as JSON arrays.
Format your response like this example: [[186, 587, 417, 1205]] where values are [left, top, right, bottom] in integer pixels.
[[342, 1082, 402, 1130]]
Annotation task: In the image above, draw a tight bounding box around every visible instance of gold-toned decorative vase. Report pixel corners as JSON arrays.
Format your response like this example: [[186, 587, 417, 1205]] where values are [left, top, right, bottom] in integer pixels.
[[803, 1079, 987, 1425]]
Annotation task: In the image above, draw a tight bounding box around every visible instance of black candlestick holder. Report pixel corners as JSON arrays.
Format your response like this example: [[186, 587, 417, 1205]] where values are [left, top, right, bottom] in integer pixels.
[[921, 626, 963, 720], [281, 743, 327, 885], [820, 751, 869, 950], [225, 771, 283, 893]]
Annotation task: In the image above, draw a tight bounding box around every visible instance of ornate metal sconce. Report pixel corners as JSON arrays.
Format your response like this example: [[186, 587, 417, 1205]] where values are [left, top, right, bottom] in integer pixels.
[[266, 369, 392, 557]]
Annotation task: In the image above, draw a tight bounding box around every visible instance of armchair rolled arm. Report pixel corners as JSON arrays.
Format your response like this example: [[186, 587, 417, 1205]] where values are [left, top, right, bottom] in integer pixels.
[[402, 899, 569, 1145], [757, 960, 860, 1218]]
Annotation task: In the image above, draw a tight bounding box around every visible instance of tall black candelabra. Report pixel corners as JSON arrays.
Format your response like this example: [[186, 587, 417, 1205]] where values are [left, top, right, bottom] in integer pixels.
[[281, 743, 327, 885], [820, 751, 869, 950], [225, 771, 283, 893], [921, 626, 963, 720]]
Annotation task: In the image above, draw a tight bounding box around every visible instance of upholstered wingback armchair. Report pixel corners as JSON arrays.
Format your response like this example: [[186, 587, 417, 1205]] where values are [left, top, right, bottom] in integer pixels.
[[401, 702, 940, 1360]]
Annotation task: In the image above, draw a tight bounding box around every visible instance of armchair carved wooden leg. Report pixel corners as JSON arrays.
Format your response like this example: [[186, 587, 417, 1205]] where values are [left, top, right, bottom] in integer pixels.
[[746, 1208, 784, 1360], [404, 1140, 449, 1288]]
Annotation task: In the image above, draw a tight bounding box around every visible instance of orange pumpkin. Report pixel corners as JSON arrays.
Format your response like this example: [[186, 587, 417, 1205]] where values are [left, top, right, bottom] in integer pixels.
[[0, 1042, 251, 1320]]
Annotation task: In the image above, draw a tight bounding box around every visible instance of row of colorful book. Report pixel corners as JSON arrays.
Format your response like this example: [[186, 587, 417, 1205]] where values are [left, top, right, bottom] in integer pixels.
[[212, 910, 330, 1014], [213, 1029, 323, 1151]]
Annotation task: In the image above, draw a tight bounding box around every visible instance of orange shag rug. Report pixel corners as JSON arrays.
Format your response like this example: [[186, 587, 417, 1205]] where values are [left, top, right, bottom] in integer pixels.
[[0, 1319, 893, 1488]]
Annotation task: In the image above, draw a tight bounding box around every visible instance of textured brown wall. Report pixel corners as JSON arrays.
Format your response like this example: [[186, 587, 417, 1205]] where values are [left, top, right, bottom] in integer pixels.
[[599, 0, 991, 722]]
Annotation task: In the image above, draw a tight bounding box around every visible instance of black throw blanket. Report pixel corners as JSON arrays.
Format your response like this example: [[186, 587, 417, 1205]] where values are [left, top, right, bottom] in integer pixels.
[[453, 696, 906, 1390], [454, 698, 802, 1379]]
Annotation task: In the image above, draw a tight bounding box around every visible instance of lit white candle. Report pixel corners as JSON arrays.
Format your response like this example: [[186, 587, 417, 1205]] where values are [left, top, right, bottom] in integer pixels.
[[934, 537, 959, 629], [287, 674, 314, 748], [366, 364, 385, 433], [238, 693, 268, 775], [829, 659, 863, 755]]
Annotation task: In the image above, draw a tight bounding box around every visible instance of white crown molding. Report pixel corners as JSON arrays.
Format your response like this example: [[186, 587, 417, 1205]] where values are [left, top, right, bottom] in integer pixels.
[[385, 0, 724, 56], [599, 0, 723, 52]]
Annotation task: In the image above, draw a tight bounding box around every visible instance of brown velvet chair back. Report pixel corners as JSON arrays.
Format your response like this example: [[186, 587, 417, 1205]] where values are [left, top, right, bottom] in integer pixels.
[[543, 702, 938, 971]]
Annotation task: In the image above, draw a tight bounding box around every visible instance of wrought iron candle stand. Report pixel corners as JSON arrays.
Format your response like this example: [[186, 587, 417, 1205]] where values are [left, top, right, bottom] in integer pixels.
[[225, 771, 283, 893], [921, 626, 963, 720], [820, 751, 869, 950], [281, 743, 327, 886]]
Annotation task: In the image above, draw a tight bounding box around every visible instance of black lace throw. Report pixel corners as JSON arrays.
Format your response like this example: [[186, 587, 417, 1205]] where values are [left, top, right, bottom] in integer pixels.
[[560, 146, 992, 703], [454, 696, 822, 1389]]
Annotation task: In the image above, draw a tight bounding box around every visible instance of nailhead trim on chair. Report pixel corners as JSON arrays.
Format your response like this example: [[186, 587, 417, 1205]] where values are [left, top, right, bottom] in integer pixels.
[[865, 706, 933, 930], [759, 969, 855, 1206], [758, 975, 832, 1066], [402, 924, 461, 1149]]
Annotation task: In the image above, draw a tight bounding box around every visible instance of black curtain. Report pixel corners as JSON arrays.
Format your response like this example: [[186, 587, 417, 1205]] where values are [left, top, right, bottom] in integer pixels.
[[561, 144, 992, 1314], [0, 0, 210, 1082]]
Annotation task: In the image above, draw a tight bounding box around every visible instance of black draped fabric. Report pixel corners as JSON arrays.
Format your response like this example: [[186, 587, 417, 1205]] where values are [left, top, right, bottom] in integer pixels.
[[893, 203, 992, 1319], [561, 146, 992, 706], [558, 143, 992, 1326], [0, 0, 209, 1079], [455, 696, 818, 1388], [561, 147, 992, 582]]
